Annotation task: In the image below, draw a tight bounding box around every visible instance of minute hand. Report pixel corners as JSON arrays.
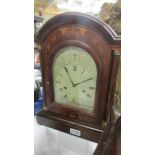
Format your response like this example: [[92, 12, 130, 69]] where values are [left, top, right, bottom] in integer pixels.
[[74, 78, 93, 86]]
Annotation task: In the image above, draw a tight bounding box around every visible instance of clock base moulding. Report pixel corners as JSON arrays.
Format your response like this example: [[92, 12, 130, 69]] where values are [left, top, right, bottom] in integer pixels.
[[36, 111, 109, 143]]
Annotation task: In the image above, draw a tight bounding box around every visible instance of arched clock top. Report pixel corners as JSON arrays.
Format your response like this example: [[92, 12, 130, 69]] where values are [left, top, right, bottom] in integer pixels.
[[35, 12, 121, 46]]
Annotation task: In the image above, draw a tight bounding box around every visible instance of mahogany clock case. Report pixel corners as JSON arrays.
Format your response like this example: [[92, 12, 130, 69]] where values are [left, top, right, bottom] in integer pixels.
[[35, 12, 121, 142]]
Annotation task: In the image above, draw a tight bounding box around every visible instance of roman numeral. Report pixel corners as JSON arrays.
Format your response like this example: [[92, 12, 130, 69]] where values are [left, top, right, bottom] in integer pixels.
[[58, 88, 63, 91], [73, 65, 76, 71], [72, 98, 75, 102], [89, 87, 95, 90], [86, 93, 91, 98], [64, 94, 67, 98], [74, 54, 76, 59], [64, 86, 67, 89], [82, 90, 85, 93]]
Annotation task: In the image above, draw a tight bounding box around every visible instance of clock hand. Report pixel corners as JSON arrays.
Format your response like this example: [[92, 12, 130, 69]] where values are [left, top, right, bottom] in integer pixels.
[[64, 66, 75, 86], [74, 78, 93, 86]]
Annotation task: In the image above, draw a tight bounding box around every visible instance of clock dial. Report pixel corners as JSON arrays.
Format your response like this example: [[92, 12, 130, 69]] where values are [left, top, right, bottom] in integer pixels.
[[52, 46, 97, 111]]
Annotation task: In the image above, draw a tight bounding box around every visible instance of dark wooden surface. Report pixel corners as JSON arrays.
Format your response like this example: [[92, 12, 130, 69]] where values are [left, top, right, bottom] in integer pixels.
[[36, 12, 121, 142], [93, 117, 121, 155], [106, 51, 121, 125]]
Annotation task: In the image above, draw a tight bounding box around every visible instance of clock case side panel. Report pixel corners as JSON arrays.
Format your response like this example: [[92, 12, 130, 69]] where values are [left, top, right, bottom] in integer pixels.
[[105, 50, 121, 125]]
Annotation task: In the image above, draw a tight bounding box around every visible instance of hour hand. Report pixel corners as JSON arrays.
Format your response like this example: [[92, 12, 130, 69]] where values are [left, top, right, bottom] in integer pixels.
[[64, 66, 74, 86]]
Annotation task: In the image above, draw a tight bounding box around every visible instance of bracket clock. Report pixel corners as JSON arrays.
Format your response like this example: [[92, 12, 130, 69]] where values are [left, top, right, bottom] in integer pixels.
[[35, 12, 121, 143]]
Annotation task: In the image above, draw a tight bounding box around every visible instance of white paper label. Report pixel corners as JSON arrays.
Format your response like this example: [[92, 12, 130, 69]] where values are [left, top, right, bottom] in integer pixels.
[[70, 128, 81, 137]]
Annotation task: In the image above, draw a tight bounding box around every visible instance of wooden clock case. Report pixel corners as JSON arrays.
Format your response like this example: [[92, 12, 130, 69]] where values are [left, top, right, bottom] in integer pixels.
[[35, 12, 121, 143]]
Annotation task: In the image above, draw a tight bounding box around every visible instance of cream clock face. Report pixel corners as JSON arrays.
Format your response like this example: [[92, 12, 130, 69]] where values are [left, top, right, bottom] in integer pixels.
[[52, 46, 97, 111]]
